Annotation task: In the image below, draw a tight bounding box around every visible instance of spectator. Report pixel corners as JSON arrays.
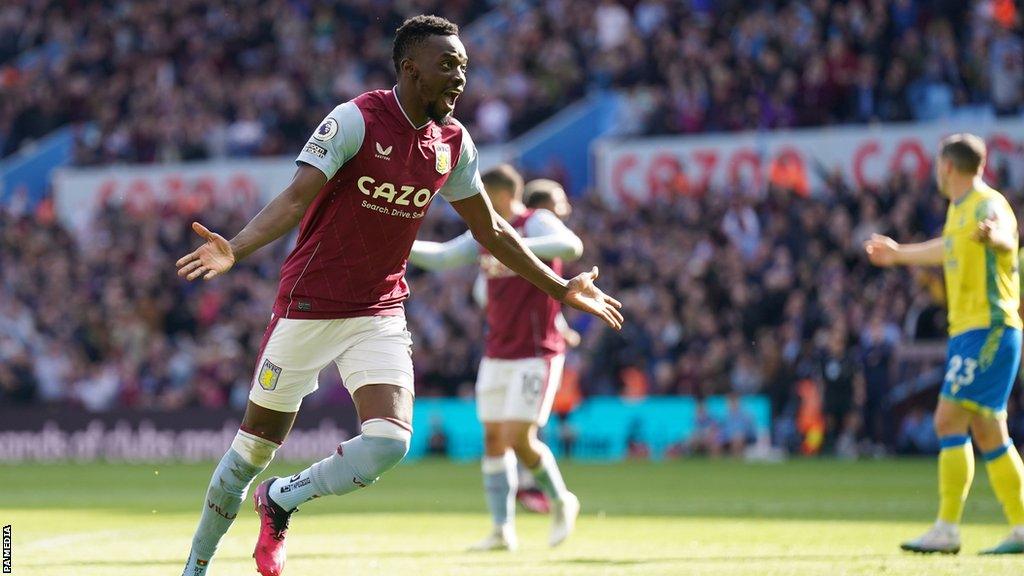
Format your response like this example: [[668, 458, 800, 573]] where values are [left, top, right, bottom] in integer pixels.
[[990, 26, 1024, 115], [861, 315, 896, 446], [427, 415, 449, 457], [721, 394, 758, 457], [896, 407, 940, 454], [3, 1, 1021, 162], [684, 400, 724, 458]]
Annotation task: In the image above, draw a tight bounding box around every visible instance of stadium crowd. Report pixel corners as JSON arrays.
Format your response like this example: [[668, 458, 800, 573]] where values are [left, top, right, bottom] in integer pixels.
[[4, 167, 1024, 454], [1, 0, 1021, 161], [2, 0, 1023, 455]]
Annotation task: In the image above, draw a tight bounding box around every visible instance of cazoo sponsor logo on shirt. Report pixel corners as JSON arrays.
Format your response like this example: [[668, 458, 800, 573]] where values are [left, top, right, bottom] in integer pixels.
[[357, 176, 435, 219]]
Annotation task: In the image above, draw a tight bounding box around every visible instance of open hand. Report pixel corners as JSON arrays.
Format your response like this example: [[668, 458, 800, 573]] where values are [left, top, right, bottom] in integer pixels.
[[176, 222, 235, 281], [562, 266, 624, 330]]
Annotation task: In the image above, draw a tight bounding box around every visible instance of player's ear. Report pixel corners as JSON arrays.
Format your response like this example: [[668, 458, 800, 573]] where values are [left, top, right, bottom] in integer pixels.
[[402, 58, 419, 80]]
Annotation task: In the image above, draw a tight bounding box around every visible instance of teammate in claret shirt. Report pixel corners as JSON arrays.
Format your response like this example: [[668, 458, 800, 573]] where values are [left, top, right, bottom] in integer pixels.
[[175, 15, 623, 576], [410, 169, 583, 551]]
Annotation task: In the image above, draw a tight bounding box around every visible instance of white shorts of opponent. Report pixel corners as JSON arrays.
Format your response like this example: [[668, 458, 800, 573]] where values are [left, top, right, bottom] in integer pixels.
[[249, 314, 414, 413], [475, 355, 565, 427]]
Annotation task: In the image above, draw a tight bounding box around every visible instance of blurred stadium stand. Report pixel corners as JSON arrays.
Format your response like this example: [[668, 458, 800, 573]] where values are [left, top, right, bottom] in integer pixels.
[[2, 0, 1024, 461]]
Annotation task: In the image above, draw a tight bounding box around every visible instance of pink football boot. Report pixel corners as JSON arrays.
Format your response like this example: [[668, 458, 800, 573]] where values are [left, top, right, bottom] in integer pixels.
[[252, 477, 293, 576]]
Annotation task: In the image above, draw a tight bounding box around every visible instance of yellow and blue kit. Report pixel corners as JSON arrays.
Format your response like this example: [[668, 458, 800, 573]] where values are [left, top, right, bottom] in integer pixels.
[[941, 182, 1022, 417]]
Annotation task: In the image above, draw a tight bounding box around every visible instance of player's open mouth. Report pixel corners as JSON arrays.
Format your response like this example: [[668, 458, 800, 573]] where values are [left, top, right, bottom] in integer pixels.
[[443, 89, 461, 109]]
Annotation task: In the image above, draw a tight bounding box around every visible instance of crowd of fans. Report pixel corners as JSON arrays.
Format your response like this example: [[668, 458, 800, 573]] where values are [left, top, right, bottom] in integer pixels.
[[4, 167, 1024, 454], [2, 0, 1023, 456], [2, 0, 1021, 162]]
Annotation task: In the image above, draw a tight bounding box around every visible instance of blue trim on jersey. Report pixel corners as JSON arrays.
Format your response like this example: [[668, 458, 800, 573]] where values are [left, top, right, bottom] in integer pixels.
[[940, 434, 971, 449], [982, 443, 1012, 462]]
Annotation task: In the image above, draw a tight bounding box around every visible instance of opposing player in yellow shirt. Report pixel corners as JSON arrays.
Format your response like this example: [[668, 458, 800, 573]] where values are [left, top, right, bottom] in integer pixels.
[[866, 133, 1024, 554]]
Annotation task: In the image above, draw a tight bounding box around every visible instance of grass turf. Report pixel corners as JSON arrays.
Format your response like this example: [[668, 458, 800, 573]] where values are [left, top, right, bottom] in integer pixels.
[[2, 458, 1022, 575]]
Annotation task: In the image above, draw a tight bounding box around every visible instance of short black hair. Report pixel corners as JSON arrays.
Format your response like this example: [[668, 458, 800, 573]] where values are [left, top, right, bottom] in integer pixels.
[[480, 164, 523, 200], [940, 133, 986, 175], [523, 179, 564, 208], [393, 15, 460, 74]]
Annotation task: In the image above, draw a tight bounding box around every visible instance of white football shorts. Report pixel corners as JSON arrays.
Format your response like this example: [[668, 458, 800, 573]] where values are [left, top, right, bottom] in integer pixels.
[[476, 355, 565, 427], [249, 314, 414, 412]]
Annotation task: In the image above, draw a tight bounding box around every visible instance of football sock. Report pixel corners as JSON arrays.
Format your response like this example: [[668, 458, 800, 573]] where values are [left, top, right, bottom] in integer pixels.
[[482, 452, 517, 528], [529, 443, 569, 503], [518, 462, 537, 490], [271, 418, 411, 511], [184, 430, 277, 575], [269, 468, 319, 512], [937, 434, 974, 524], [983, 442, 1024, 526]]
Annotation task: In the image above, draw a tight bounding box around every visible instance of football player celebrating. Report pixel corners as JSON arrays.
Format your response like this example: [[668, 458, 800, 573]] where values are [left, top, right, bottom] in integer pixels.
[[176, 16, 622, 576]]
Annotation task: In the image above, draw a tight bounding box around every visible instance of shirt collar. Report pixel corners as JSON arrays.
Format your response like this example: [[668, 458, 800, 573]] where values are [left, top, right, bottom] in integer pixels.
[[953, 187, 975, 206], [392, 85, 430, 131]]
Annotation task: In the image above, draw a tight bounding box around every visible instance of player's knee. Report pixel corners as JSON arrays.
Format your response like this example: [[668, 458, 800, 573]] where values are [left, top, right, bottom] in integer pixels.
[[933, 413, 959, 438], [969, 418, 1006, 451], [504, 424, 535, 451], [230, 429, 280, 470], [358, 418, 412, 479], [506, 433, 531, 456], [484, 428, 507, 452]]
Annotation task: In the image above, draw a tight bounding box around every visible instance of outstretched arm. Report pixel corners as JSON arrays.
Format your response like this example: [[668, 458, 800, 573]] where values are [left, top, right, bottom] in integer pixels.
[[864, 234, 944, 267], [229, 165, 326, 261], [521, 209, 584, 261], [178, 102, 363, 281], [408, 231, 478, 271], [176, 164, 325, 280], [452, 193, 567, 298], [451, 192, 623, 329]]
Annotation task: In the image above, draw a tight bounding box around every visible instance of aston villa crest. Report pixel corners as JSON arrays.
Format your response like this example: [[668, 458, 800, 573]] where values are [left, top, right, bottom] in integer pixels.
[[258, 359, 281, 390], [435, 143, 451, 174]]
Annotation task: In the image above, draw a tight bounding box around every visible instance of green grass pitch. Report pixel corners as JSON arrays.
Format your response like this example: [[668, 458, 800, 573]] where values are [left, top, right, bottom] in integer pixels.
[[3, 458, 1023, 575]]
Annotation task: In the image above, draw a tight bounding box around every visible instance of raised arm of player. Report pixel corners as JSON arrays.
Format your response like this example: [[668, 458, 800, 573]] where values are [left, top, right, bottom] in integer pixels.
[[411, 209, 582, 272], [176, 165, 326, 280], [227, 166, 327, 262], [864, 234, 944, 267], [409, 232, 478, 271], [451, 192, 623, 329], [178, 103, 364, 281], [521, 208, 584, 261]]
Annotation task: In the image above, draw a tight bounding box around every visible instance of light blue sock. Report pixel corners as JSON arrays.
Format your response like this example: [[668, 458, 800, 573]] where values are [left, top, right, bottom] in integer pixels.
[[182, 442, 271, 575], [529, 443, 567, 502], [272, 419, 411, 511], [269, 468, 320, 512], [482, 453, 517, 528]]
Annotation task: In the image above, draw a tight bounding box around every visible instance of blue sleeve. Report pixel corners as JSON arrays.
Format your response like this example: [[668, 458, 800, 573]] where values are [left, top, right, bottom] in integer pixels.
[[437, 125, 485, 203], [295, 102, 365, 180]]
